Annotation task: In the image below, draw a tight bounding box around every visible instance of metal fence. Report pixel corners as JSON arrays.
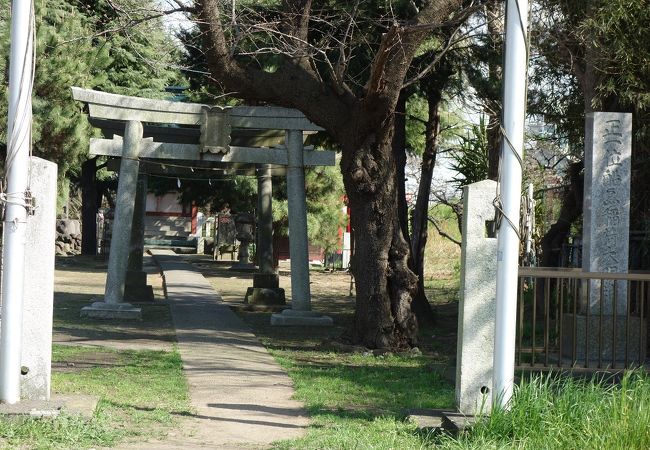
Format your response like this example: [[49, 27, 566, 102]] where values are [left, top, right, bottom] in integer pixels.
[[516, 267, 650, 372]]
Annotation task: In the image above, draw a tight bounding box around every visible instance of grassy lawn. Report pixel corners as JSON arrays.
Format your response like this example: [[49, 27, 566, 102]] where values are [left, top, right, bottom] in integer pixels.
[[0, 344, 190, 450], [271, 351, 455, 449], [0, 256, 190, 450]]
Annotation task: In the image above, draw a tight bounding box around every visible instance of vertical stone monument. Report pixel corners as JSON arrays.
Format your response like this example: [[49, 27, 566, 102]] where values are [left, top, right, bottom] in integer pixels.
[[583, 112, 632, 314], [455, 179, 498, 415], [246, 164, 286, 305], [564, 112, 644, 362], [21, 157, 57, 400]]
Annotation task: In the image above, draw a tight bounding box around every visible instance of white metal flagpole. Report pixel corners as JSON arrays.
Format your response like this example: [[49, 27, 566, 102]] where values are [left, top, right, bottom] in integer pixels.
[[0, 0, 35, 404], [492, 0, 530, 409]]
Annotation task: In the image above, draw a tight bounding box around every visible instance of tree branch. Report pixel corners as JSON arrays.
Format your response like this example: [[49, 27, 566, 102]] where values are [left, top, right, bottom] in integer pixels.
[[428, 216, 461, 246], [281, 0, 313, 44], [197, 0, 356, 136], [362, 0, 464, 119]]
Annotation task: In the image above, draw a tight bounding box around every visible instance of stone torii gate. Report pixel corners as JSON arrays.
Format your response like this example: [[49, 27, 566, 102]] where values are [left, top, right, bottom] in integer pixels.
[[72, 87, 334, 326]]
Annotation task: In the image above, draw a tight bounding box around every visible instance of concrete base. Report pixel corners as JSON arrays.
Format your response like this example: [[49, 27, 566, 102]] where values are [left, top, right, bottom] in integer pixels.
[[245, 287, 286, 305], [405, 408, 445, 431], [270, 309, 333, 326], [0, 394, 99, 419], [229, 262, 257, 272], [561, 313, 646, 363], [80, 300, 142, 320]]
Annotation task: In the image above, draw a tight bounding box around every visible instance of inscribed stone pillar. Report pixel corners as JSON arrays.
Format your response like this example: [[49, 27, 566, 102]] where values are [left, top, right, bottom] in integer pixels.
[[81, 120, 143, 319], [246, 164, 286, 305], [270, 130, 332, 326], [582, 112, 632, 315], [21, 157, 57, 400], [125, 173, 153, 301], [563, 112, 643, 363], [455, 179, 498, 415]]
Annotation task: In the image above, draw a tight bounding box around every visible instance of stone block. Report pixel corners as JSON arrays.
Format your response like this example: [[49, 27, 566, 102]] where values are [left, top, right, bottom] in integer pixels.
[[21, 157, 58, 401], [0, 394, 99, 419], [245, 287, 286, 305], [80, 300, 142, 320], [124, 285, 154, 302], [561, 313, 646, 364], [456, 179, 498, 416], [125, 270, 147, 286]]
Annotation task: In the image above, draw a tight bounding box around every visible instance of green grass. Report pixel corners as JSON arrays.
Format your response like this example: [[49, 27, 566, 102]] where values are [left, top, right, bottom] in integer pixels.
[[437, 371, 650, 450], [271, 350, 455, 449], [273, 351, 453, 413], [271, 353, 650, 450], [0, 344, 190, 449]]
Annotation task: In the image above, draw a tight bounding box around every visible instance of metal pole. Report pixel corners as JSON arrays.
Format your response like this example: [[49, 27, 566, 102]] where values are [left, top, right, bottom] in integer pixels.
[[493, 0, 529, 409], [0, 0, 35, 404]]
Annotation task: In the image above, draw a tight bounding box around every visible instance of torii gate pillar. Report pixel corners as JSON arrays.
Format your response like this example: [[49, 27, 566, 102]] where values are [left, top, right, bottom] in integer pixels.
[[81, 121, 143, 319], [270, 131, 333, 326]]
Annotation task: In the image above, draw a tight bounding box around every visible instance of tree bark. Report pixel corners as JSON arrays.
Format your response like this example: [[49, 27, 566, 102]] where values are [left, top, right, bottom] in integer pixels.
[[342, 120, 419, 348], [393, 93, 410, 243], [393, 90, 436, 325]]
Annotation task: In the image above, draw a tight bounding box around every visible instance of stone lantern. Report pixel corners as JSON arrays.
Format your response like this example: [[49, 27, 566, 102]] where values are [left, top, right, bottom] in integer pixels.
[[231, 212, 256, 270]]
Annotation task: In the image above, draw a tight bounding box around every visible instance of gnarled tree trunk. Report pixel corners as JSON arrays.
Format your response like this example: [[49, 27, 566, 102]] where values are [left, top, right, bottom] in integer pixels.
[[197, 0, 465, 349], [393, 93, 435, 325], [342, 120, 419, 348]]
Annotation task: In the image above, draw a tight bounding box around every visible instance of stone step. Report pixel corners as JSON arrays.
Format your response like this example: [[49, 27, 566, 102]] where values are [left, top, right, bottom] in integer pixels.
[[144, 238, 197, 248], [145, 216, 189, 226], [145, 233, 191, 241], [145, 223, 192, 230], [146, 229, 190, 236]]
